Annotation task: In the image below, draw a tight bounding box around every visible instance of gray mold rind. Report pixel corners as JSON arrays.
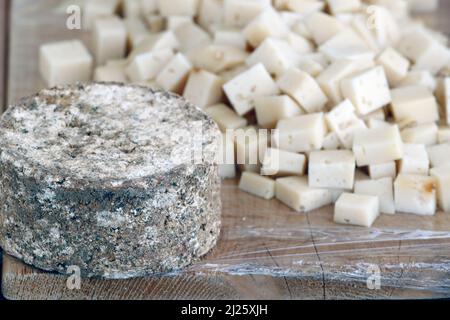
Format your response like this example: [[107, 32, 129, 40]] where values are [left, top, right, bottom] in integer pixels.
[[0, 83, 222, 279]]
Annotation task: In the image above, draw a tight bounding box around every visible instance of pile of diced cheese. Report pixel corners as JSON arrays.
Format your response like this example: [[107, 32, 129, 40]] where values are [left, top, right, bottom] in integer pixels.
[[39, 0, 450, 228]]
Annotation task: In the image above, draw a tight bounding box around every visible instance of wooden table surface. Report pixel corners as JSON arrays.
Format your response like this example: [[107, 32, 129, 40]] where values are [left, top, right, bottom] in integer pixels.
[[1, 0, 450, 300]]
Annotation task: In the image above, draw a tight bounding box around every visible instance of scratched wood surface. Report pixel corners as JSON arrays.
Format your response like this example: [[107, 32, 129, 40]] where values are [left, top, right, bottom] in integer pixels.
[[2, 0, 450, 300]]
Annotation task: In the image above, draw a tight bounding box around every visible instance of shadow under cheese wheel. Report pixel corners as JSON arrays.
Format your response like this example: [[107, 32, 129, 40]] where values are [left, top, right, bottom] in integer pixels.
[[0, 82, 222, 279]]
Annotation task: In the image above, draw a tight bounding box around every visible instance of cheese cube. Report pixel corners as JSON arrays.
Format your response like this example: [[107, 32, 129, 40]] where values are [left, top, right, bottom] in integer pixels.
[[334, 193, 379, 227], [401, 123, 438, 146], [308, 150, 355, 189], [246, 38, 300, 77], [277, 68, 328, 113], [223, 63, 279, 115], [183, 69, 223, 109], [355, 177, 396, 215], [198, 0, 224, 31], [144, 14, 166, 33], [283, 0, 325, 15], [261, 148, 306, 176], [327, 0, 361, 14], [353, 125, 403, 166], [204, 104, 247, 131], [275, 113, 326, 152], [367, 119, 392, 129], [436, 77, 450, 125], [39, 40, 93, 87], [158, 0, 199, 16], [92, 16, 126, 66], [283, 32, 314, 54], [128, 31, 179, 59], [368, 161, 397, 180], [341, 66, 391, 116], [397, 28, 450, 75], [399, 144, 430, 175], [323, 132, 341, 150], [361, 109, 386, 122], [394, 174, 437, 215], [430, 164, 450, 213], [427, 144, 450, 168], [254, 95, 303, 129], [122, 0, 142, 17], [235, 126, 269, 166], [167, 16, 193, 30], [187, 45, 248, 74], [305, 12, 346, 46], [276, 176, 333, 213], [243, 9, 288, 48], [376, 47, 410, 86], [82, 0, 120, 30], [94, 65, 127, 82], [224, 0, 271, 28], [218, 132, 236, 179], [351, 14, 380, 52], [124, 18, 149, 49], [325, 100, 367, 149], [214, 30, 247, 50], [126, 49, 174, 82], [156, 53, 192, 93], [174, 22, 212, 53], [239, 172, 275, 200], [438, 127, 450, 144], [297, 57, 324, 77], [390, 86, 439, 125], [398, 70, 437, 92]]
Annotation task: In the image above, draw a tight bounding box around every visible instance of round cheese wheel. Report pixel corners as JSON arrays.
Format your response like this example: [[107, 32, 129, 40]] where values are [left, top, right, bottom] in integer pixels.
[[0, 83, 222, 279]]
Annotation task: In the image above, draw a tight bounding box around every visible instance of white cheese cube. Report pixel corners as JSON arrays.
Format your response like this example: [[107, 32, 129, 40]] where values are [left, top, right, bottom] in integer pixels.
[[329, 189, 346, 203], [399, 144, 430, 175], [283, 0, 325, 15], [355, 177, 395, 215], [239, 172, 275, 200], [351, 14, 380, 52], [305, 12, 346, 46], [397, 28, 450, 75], [183, 69, 223, 109], [277, 68, 328, 113], [243, 9, 289, 48], [401, 123, 438, 146], [376, 47, 410, 86], [166, 16, 193, 30], [218, 132, 236, 179], [275, 113, 326, 153], [174, 22, 212, 53], [398, 70, 437, 92], [297, 57, 324, 77], [94, 65, 127, 82], [224, 0, 271, 28], [361, 109, 386, 122], [276, 176, 333, 213], [156, 53, 192, 93], [327, 0, 361, 14], [158, 0, 199, 16], [438, 127, 450, 144], [214, 30, 247, 50], [144, 14, 166, 33], [92, 16, 127, 66], [390, 85, 439, 125], [334, 193, 379, 227], [204, 103, 247, 131], [325, 100, 367, 149], [283, 32, 314, 54], [436, 77, 450, 125], [308, 150, 356, 189], [39, 40, 93, 87], [235, 126, 269, 166], [254, 95, 303, 129], [368, 161, 397, 180], [223, 63, 279, 116], [128, 31, 179, 59], [246, 38, 300, 77], [394, 174, 437, 215], [126, 49, 174, 82], [187, 45, 248, 74], [322, 132, 342, 150], [427, 144, 450, 168], [261, 148, 306, 176], [122, 0, 142, 17], [430, 164, 450, 213], [341, 66, 391, 116], [124, 18, 149, 49], [198, 0, 224, 31], [353, 125, 403, 166], [367, 119, 392, 129], [82, 0, 120, 30]]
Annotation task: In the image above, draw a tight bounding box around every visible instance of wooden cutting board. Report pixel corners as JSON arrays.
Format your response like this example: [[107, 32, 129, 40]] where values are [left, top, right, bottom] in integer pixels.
[[2, 0, 450, 300]]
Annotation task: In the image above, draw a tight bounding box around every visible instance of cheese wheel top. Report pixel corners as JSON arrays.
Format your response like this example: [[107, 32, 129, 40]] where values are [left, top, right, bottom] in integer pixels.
[[0, 83, 220, 183]]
